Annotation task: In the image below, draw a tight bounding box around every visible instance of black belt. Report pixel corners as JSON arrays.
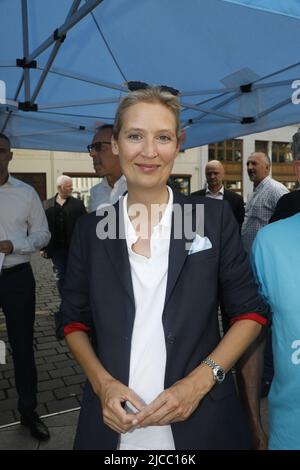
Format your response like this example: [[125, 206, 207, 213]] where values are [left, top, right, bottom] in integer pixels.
[[0, 262, 30, 276]]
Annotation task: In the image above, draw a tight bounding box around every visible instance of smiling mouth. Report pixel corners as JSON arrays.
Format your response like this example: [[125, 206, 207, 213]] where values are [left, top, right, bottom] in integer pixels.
[[135, 163, 160, 171]]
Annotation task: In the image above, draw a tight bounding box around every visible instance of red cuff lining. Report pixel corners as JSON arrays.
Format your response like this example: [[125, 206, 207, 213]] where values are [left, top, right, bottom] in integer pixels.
[[64, 322, 91, 336], [230, 313, 268, 326]]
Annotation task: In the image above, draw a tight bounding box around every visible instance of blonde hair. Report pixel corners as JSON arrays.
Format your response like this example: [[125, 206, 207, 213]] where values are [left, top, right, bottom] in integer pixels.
[[113, 86, 181, 142]]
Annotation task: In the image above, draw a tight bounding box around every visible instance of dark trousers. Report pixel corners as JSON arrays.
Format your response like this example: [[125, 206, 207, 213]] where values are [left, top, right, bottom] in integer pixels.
[[51, 249, 69, 296], [0, 263, 37, 415], [51, 249, 68, 337]]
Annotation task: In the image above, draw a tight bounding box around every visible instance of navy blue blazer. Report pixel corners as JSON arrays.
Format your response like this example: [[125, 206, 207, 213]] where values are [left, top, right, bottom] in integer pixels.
[[62, 192, 268, 450]]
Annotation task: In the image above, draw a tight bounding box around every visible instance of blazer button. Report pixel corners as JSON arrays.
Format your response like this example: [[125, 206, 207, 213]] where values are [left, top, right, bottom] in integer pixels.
[[166, 332, 175, 344]]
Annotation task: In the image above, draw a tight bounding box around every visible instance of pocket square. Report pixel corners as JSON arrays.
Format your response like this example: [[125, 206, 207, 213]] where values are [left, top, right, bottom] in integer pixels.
[[187, 234, 212, 255]]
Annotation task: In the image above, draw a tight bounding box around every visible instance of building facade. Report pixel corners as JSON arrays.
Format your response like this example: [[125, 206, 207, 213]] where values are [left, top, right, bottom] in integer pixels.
[[8, 124, 299, 205]]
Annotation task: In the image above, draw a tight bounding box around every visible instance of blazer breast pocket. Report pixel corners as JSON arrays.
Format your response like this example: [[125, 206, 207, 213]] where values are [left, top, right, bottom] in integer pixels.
[[186, 249, 217, 264]]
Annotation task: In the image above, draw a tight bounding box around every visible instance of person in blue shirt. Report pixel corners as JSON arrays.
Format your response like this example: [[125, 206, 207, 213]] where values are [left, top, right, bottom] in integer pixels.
[[252, 212, 300, 449]]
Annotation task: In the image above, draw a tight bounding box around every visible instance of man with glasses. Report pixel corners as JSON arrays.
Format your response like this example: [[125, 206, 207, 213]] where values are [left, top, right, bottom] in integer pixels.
[[87, 124, 127, 212]]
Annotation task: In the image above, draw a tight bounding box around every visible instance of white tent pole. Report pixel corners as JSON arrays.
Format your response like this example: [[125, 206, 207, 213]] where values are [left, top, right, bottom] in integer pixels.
[[30, 0, 81, 103], [257, 98, 292, 119], [180, 100, 241, 122], [181, 91, 241, 125], [21, 0, 30, 102], [38, 98, 121, 110], [39, 66, 127, 92], [26, 0, 104, 64]]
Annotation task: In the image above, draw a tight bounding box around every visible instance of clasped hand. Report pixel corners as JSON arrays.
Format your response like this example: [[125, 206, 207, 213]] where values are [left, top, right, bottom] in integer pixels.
[[99, 376, 203, 434]]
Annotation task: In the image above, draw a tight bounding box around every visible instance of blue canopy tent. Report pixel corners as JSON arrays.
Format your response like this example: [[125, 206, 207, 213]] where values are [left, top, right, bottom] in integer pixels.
[[0, 0, 300, 151]]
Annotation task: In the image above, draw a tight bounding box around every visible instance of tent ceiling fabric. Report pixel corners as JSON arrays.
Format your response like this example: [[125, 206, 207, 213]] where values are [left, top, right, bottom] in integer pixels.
[[0, 0, 300, 152]]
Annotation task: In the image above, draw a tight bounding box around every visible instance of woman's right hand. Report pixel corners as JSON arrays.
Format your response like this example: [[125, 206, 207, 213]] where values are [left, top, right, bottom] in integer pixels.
[[97, 377, 145, 434]]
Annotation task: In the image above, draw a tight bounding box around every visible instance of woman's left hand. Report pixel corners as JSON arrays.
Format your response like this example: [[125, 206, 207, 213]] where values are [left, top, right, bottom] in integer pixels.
[[134, 375, 209, 427]]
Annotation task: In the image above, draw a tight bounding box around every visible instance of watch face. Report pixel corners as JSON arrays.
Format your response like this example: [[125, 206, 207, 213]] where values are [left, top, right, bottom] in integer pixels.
[[214, 366, 225, 383]]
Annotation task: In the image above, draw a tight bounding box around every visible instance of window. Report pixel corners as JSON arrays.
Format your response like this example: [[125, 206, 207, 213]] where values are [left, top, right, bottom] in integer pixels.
[[272, 142, 293, 163], [209, 139, 243, 162], [255, 140, 268, 154], [224, 180, 242, 195]]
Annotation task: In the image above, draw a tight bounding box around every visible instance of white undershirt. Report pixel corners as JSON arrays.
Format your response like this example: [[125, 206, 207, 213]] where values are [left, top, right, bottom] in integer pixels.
[[205, 185, 224, 200], [119, 187, 175, 451]]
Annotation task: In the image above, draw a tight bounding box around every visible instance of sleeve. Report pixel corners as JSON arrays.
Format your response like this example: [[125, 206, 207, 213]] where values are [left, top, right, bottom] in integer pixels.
[[219, 202, 269, 325], [10, 189, 51, 254], [80, 200, 87, 215], [269, 194, 288, 223], [250, 234, 270, 305], [237, 196, 245, 228], [61, 218, 94, 335], [88, 187, 95, 213]]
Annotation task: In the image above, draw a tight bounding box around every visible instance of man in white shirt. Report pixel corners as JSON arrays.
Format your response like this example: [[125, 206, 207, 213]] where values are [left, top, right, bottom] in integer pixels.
[[0, 133, 51, 441], [241, 152, 288, 253], [87, 125, 127, 212]]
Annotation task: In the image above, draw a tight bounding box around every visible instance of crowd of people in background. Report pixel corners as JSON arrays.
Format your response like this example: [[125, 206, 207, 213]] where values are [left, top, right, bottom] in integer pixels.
[[0, 106, 299, 450]]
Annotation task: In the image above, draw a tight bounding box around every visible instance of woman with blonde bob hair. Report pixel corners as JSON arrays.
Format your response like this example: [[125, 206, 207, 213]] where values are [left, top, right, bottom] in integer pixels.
[[63, 84, 269, 450]]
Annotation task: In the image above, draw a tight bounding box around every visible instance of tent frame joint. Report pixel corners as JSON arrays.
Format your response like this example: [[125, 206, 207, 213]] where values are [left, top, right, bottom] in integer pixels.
[[53, 28, 67, 43], [16, 58, 37, 69], [18, 101, 38, 112], [241, 116, 255, 124], [240, 83, 252, 93]]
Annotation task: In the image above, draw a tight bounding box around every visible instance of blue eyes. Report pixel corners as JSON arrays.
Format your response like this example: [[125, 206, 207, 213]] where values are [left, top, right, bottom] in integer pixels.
[[127, 134, 172, 142], [128, 134, 142, 141]]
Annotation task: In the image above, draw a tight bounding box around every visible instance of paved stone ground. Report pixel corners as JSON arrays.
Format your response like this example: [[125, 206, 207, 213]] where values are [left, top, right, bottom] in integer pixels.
[[0, 254, 84, 426]]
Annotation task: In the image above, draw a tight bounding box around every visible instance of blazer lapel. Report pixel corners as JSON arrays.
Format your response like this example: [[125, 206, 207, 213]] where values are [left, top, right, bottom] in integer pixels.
[[102, 200, 135, 307], [164, 192, 195, 308]]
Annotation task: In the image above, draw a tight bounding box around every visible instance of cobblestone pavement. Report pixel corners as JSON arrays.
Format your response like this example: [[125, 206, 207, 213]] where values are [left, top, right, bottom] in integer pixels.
[[0, 254, 84, 426]]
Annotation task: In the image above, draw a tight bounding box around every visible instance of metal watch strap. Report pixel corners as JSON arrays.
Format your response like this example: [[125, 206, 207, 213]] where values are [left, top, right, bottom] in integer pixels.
[[201, 356, 225, 383], [202, 357, 219, 369]]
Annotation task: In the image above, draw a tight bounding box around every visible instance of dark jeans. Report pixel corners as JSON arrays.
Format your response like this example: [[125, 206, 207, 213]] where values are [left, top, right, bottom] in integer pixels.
[[51, 249, 68, 337], [0, 263, 37, 415]]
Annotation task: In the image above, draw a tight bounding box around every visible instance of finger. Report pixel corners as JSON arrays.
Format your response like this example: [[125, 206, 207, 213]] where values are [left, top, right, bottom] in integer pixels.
[[135, 394, 167, 424], [157, 408, 182, 426], [104, 416, 130, 434], [138, 401, 175, 427], [109, 400, 139, 427], [126, 389, 147, 413], [103, 407, 135, 433]]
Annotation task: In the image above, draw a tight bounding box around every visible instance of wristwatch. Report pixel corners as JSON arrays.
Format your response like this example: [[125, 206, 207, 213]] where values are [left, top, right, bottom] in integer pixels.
[[201, 357, 226, 384]]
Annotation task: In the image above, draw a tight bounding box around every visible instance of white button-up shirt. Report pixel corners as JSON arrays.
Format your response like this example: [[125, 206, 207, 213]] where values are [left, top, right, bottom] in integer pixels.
[[88, 175, 127, 212], [241, 176, 288, 253], [205, 185, 224, 200], [119, 187, 175, 451], [0, 175, 50, 268]]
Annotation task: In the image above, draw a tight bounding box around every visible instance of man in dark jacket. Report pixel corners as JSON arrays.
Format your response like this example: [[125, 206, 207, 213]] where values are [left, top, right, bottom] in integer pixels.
[[42, 175, 86, 337], [192, 160, 245, 228]]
